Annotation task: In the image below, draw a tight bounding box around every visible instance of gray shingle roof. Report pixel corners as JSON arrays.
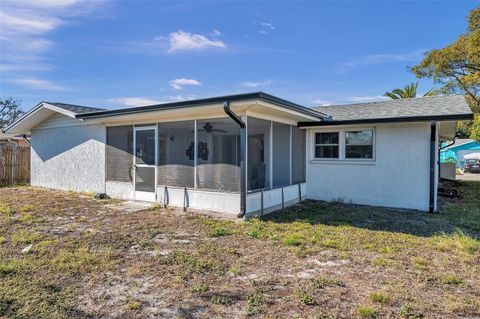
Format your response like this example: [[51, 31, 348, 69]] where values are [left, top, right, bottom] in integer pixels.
[[314, 95, 473, 121], [46, 102, 105, 114]]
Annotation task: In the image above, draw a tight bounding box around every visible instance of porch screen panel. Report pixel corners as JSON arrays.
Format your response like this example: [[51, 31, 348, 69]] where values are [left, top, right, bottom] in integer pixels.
[[106, 125, 133, 182], [247, 117, 271, 191], [197, 118, 241, 192], [272, 122, 291, 187], [157, 121, 194, 188], [292, 126, 306, 184]]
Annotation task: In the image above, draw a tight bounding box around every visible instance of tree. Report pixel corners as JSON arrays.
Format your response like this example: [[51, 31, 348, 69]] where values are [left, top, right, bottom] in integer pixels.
[[0, 98, 23, 129], [410, 6, 480, 140], [383, 81, 434, 99]]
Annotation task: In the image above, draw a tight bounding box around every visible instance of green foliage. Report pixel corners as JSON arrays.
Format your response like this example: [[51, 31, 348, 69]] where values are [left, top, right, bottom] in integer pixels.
[[209, 227, 232, 237], [369, 291, 392, 303], [400, 303, 422, 318], [384, 81, 435, 99], [358, 306, 378, 318], [442, 275, 464, 285], [411, 6, 480, 140], [210, 295, 232, 305], [309, 277, 345, 289], [296, 290, 316, 305], [283, 233, 303, 246], [11, 230, 41, 245], [433, 230, 480, 254], [246, 292, 266, 316], [445, 156, 457, 164], [127, 301, 142, 310], [190, 283, 209, 293]]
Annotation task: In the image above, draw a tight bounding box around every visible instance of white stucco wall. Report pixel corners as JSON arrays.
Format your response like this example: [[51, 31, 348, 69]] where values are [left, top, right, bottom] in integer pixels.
[[306, 123, 432, 211], [31, 116, 106, 193]]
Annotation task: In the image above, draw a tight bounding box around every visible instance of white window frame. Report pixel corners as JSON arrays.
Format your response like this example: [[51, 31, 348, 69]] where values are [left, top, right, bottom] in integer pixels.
[[310, 127, 376, 163], [344, 129, 375, 161], [313, 131, 340, 160]]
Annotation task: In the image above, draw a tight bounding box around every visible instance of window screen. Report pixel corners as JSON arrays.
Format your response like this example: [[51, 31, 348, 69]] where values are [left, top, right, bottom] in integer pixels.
[[196, 118, 240, 192], [247, 117, 271, 191], [272, 122, 291, 187], [157, 121, 195, 188], [315, 132, 339, 158], [106, 125, 133, 182], [345, 130, 373, 159], [292, 126, 306, 183]]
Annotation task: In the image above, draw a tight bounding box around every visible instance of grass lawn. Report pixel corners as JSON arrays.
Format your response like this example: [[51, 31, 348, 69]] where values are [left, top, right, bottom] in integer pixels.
[[0, 182, 479, 318]]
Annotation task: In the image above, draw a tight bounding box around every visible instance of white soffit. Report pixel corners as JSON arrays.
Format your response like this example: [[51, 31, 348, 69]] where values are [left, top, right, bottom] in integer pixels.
[[3, 102, 78, 134]]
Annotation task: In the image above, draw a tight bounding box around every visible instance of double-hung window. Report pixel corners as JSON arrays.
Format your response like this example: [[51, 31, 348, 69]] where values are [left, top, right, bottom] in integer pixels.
[[314, 132, 339, 159], [345, 130, 374, 159]]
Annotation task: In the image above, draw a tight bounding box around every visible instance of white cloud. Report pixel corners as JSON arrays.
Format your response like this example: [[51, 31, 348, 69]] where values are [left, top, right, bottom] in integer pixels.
[[167, 30, 225, 52], [5, 77, 69, 90], [212, 29, 221, 36], [254, 21, 275, 35], [0, 0, 105, 78], [239, 80, 272, 88], [313, 99, 332, 106], [348, 95, 389, 102], [169, 78, 201, 90], [0, 10, 62, 35], [109, 95, 193, 107], [343, 49, 428, 67]]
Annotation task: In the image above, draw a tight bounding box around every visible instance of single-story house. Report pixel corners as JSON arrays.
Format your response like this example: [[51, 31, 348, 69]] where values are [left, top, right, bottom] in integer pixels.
[[2, 93, 473, 217], [440, 139, 480, 168]]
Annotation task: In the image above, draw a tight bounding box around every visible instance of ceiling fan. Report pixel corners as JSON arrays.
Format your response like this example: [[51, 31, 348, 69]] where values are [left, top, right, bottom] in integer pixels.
[[197, 122, 228, 133]]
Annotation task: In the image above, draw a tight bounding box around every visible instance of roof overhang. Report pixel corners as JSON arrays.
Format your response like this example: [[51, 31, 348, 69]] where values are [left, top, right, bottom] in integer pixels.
[[2, 102, 79, 134], [298, 113, 474, 128], [77, 95, 324, 127], [76, 92, 325, 123]]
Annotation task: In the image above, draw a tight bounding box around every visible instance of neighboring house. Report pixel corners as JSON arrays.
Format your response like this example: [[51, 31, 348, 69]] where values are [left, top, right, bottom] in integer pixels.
[[2, 93, 473, 216], [0, 132, 30, 147], [440, 139, 480, 168]]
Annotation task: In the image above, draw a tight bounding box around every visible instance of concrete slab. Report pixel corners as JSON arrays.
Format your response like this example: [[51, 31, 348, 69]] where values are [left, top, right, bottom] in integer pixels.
[[106, 201, 153, 213]]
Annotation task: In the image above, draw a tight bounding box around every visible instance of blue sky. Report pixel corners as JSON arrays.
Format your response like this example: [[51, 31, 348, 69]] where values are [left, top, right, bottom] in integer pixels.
[[0, 0, 478, 111]]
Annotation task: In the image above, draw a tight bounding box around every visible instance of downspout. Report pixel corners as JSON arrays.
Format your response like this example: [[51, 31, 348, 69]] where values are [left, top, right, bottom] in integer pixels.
[[223, 101, 246, 218], [22, 134, 31, 146], [429, 121, 437, 213]]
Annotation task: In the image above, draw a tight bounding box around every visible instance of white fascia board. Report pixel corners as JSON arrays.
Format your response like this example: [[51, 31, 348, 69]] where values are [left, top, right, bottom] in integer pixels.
[[3, 102, 79, 134]]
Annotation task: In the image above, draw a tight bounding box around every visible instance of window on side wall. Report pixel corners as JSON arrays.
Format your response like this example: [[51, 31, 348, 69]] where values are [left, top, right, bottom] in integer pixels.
[[345, 130, 373, 159], [314, 132, 339, 159]]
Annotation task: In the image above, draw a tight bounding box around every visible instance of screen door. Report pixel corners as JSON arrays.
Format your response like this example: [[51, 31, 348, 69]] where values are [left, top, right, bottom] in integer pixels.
[[134, 126, 157, 201]]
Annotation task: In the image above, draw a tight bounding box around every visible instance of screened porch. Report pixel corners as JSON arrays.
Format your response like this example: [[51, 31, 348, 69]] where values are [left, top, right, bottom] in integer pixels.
[[105, 114, 307, 216]]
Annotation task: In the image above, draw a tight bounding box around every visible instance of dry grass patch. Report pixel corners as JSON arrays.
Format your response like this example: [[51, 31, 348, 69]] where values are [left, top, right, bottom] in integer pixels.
[[0, 183, 479, 318]]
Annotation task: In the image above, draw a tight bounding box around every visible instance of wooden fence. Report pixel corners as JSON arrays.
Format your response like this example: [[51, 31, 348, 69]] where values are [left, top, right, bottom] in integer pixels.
[[0, 146, 30, 185]]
